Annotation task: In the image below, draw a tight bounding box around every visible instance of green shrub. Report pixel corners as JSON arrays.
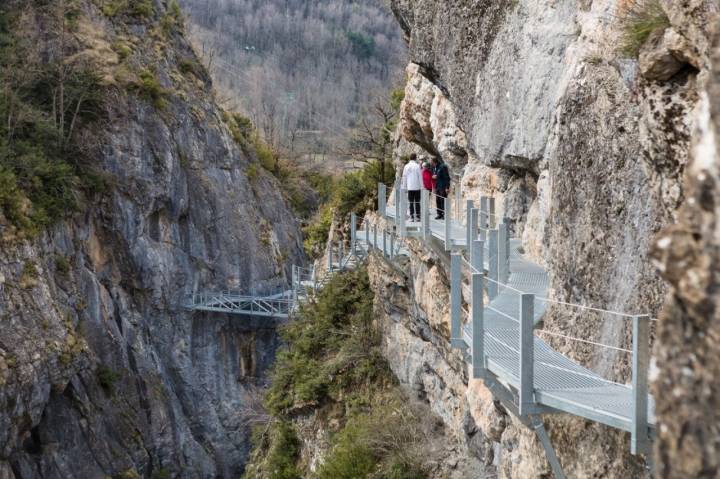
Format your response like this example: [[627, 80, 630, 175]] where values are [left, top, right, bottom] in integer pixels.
[[346, 31, 375, 60], [265, 268, 385, 415], [133, 70, 168, 109], [302, 204, 333, 258], [247, 164, 259, 183], [619, 0, 670, 58], [0, 13, 109, 237], [96, 365, 121, 394], [161, 0, 183, 35], [55, 254, 71, 274], [130, 0, 153, 17], [150, 468, 170, 479]]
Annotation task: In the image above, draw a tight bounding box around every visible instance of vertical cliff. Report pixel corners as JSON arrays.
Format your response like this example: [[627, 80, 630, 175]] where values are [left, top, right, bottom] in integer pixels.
[[369, 0, 718, 477], [651, 7, 720, 478], [0, 1, 303, 477]]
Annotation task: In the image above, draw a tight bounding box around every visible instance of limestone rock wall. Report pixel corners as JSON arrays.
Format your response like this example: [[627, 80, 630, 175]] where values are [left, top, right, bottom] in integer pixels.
[[375, 0, 718, 477], [0, 2, 303, 477]]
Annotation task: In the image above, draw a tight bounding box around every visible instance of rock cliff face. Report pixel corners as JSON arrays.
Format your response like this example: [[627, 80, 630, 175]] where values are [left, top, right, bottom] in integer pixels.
[[370, 0, 718, 477], [0, 2, 303, 477]]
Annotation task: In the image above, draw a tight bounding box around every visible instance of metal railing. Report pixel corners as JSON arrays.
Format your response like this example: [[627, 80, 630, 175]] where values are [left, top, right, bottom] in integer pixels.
[[376, 181, 655, 467]]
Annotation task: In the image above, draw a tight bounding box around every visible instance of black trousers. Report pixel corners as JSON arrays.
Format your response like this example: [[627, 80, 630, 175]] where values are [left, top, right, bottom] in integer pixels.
[[408, 190, 421, 220], [436, 188, 447, 218]]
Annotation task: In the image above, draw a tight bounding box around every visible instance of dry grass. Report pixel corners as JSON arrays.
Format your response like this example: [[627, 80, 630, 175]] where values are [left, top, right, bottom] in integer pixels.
[[618, 0, 670, 58]]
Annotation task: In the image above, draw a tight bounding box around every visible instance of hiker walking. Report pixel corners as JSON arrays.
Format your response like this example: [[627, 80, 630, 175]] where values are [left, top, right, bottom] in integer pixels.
[[401, 153, 423, 222], [431, 157, 451, 219], [422, 161, 434, 192]]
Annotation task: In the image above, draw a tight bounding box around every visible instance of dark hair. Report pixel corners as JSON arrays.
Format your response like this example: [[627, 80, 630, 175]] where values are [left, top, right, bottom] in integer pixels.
[[431, 157, 439, 164], [410, 153, 417, 161]]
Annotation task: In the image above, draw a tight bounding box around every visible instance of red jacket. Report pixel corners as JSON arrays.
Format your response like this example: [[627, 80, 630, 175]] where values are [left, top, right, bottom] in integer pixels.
[[422, 168, 434, 190]]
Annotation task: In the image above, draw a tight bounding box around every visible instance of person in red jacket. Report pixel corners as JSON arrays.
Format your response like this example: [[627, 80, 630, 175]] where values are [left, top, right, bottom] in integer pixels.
[[422, 161, 434, 192]]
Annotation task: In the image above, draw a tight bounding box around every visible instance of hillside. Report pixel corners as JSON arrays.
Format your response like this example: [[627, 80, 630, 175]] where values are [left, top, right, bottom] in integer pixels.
[[179, 0, 407, 165]]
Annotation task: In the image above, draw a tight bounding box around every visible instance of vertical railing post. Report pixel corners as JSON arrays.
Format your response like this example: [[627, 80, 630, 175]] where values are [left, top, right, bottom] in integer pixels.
[[472, 271, 484, 379], [399, 189, 408, 238], [328, 243, 334, 272], [504, 217, 511, 262], [364, 221, 370, 249], [488, 197, 496, 229], [479, 196, 488, 241], [421, 189, 430, 240], [632, 314, 650, 456], [444, 212, 452, 251], [472, 240, 484, 276], [339, 242, 345, 270], [382, 229, 388, 258], [351, 213, 357, 257], [395, 178, 401, 221], [373, 224, 378, 252], [488, 230, 498, 299], [451, 253, 463, 349], [519, 293, 535, 416], [467, 203, 477, 252], [390, 231, 395, 259], [498, 222, 509, 283], [378, 183, 387, 218], [455, 187, 462, 220]]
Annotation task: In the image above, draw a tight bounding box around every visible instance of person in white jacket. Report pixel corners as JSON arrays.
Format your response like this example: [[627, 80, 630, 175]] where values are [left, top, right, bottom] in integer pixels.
[[401, 154, 423, 222]]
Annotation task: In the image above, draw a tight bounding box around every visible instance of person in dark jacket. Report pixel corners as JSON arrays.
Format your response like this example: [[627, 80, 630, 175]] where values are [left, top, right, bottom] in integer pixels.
[[431, 158, 451, 219]]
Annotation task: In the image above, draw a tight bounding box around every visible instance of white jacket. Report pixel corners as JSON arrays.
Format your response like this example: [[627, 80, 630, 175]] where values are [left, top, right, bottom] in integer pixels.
[[401, 160, 423, 191]]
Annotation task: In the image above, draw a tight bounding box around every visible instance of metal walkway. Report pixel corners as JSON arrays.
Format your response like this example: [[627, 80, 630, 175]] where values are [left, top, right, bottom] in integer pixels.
[[184, 236, 380, 318], [363, 183, 655, 478], [185, 180, 655, 477]]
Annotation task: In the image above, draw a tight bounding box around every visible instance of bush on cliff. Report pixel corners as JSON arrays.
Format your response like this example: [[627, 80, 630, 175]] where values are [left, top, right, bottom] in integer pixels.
[[244, 269, 429, 479], [0, 5, 110, 238]]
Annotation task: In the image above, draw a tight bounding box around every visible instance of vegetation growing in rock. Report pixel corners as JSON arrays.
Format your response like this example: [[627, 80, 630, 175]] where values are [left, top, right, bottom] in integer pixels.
[[244, 269, 431, 478], [619, 0, 670, 58], [132, 69, 169, 109], [0, 4, 110, 238], [96, 365, 122, 395]]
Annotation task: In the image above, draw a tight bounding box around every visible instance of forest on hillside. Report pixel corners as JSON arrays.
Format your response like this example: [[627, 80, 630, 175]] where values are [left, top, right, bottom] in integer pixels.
[[179, 0, 406, 166]]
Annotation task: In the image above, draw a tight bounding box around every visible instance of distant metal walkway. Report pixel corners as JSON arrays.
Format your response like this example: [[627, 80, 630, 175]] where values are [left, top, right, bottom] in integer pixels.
[[184, 232, 387, 318], [362, 182, 655, 478]]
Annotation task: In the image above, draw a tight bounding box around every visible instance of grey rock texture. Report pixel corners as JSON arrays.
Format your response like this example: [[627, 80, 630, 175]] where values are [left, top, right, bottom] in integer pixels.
[[650, 2, 720, 477], [0, 1, 303, 477], [383, 0, 718, 476]]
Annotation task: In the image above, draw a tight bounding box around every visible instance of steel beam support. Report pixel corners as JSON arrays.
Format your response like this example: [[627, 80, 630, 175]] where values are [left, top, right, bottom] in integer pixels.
[[488, 230, 499, 299], [520, 293, 535, 416], [472, 271, 485, 379], [530, 416, 567, 479], [382, 229, 388, 258], [390, 232, 395, 259], [450, 253, 463, 349], [632, 314, 651, 456]]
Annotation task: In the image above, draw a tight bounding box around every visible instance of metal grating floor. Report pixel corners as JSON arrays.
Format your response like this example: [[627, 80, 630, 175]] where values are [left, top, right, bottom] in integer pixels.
[[385, 206, 656, 434]]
